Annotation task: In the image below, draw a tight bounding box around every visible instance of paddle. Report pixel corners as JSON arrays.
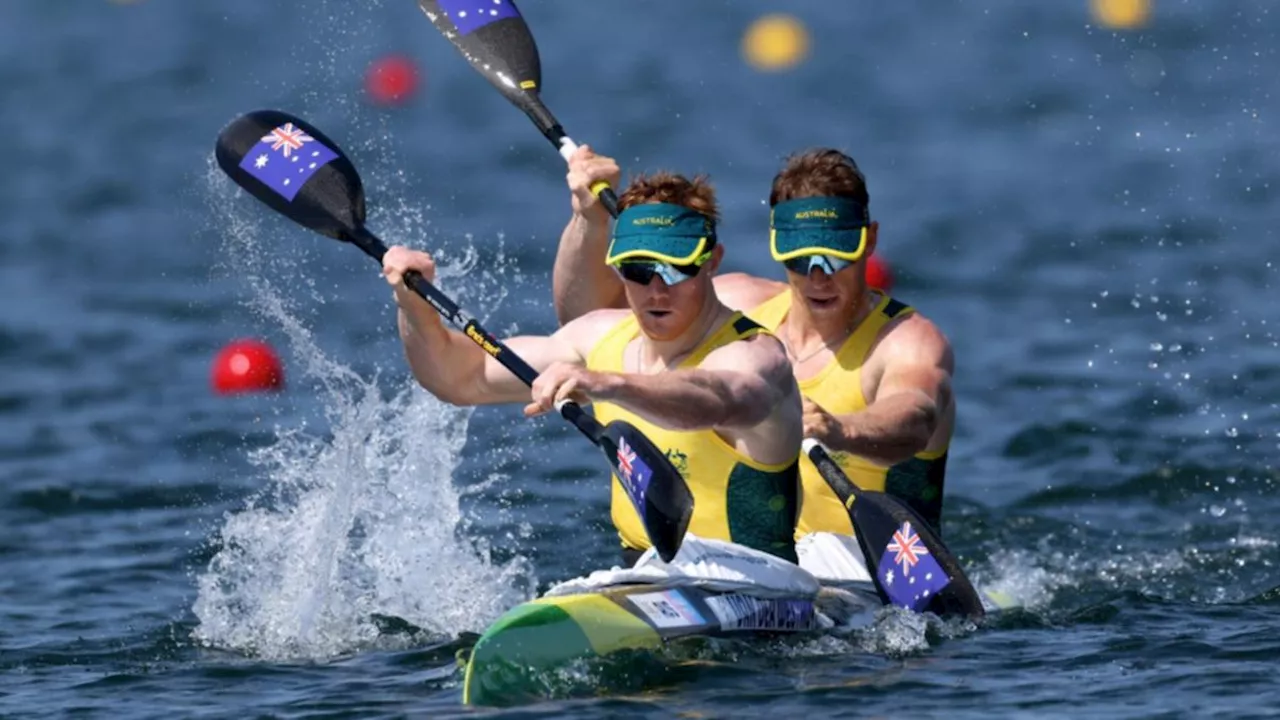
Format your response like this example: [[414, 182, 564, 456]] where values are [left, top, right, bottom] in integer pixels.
[[416, 0, 985, 617], [415, 0, 620, 218], [804, 439, 985, 619], [213, 109, 692, 562]]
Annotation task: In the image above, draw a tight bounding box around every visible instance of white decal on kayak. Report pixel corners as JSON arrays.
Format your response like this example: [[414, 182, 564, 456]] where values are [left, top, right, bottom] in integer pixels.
[[705, 594, 817, 632], [627, 590, 706, 629]]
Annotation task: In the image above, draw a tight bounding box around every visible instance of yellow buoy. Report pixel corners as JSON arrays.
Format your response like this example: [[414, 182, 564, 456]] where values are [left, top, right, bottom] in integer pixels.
[[1090, 0, 1152, 30], [742, 14, 810, 72]]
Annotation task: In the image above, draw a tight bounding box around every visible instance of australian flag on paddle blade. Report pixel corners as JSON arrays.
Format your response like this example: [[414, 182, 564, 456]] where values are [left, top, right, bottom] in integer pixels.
[[878, 521, 951, 612], [437, 0, 520, 35], [238, 123, 338, 202], [616, 436, 653, 516]]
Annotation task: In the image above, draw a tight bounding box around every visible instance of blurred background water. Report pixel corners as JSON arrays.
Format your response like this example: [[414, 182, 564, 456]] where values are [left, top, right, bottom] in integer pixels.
[[1, 0, 1278, 717]]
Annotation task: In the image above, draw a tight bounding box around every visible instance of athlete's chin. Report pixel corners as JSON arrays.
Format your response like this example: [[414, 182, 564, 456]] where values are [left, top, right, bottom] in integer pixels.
[[636, 311, 686, 341]]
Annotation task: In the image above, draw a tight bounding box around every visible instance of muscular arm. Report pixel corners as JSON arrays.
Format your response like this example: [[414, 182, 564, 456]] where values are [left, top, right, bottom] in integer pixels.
[[824, 318, 954, 465], [596, 334, 798, 433], [552, 213, 625, 324], [395, 283, 596, 406]]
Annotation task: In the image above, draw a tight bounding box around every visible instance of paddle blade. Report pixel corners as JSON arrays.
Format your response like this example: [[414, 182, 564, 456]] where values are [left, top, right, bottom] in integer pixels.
[[849, 491, 984, 618], [214, 109, 365, 241], [416, 0, 545, 117], [806, 441, 984, 618], [600, 421, 693, 563]]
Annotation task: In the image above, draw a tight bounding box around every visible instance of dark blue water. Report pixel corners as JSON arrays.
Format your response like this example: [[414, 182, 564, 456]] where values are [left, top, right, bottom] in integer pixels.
[[3, 0, 1278, 717]]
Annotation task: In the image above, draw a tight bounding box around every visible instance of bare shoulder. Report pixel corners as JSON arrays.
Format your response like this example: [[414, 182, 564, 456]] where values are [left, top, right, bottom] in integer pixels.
[[876, 310, 954, 371], [702, 329, 791, 381], [554, 307, 631, 356], [713, 272, 788, 313]]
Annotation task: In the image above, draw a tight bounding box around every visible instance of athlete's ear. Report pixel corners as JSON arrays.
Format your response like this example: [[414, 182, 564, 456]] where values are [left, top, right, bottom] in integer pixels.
[[865, 221, 879, 258], [705, 243, 725, 274]]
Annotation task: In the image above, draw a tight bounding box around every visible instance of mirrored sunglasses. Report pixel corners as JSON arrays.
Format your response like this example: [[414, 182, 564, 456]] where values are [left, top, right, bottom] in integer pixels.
[[781, 254, 855, 276]]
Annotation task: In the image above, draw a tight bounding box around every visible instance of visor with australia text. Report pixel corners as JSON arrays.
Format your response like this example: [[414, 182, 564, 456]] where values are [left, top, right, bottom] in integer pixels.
[[770, 197, 870, 262], [606, 203, 717, 265]]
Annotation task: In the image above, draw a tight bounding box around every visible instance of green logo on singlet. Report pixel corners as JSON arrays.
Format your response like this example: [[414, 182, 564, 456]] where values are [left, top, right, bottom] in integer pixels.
[[665, 448, 690, 480]]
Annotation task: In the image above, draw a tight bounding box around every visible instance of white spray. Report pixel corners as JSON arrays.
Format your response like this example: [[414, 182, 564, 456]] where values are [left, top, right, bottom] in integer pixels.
[[192, 154, 535, 661]]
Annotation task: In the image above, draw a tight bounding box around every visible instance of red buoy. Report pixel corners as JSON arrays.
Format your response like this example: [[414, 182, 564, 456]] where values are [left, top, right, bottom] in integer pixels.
[[365, 55, 419, 106], [866, 254, 893, 292], [211, 339, 285, 395]]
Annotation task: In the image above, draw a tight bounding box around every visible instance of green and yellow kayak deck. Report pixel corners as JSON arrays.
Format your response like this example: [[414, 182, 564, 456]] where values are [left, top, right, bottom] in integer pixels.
[[462, 582, 878, 706]]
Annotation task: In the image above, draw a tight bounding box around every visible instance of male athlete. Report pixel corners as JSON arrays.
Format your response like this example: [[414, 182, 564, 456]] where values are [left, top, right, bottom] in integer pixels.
[[384, 172, 805, 564], [552, 147, 955, 554]]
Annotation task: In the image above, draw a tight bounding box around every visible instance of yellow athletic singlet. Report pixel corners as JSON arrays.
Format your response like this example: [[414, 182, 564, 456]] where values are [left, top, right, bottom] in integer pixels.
[[749, 291, 949, 537], [587, 312, 800, 561]]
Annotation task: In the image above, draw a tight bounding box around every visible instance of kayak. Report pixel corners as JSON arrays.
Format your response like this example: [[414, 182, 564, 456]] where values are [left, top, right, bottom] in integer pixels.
[[462, 579, 879, 705], [462, 580, 879, 705], [461, 534, 881, 706]]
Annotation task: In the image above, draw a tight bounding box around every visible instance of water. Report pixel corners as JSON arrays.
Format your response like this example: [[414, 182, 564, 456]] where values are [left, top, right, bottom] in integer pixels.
[[2, 0, 1279, 717]]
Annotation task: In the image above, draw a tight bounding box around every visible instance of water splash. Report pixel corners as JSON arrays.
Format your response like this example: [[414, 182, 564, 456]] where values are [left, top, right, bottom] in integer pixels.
[[192, 159, 535, 660], [191, 380, 533, 660], [973, 549, 1072, 613]]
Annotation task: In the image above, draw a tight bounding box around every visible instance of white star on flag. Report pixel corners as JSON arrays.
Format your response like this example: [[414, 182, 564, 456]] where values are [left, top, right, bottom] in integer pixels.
[[254, 154, 268, 169]]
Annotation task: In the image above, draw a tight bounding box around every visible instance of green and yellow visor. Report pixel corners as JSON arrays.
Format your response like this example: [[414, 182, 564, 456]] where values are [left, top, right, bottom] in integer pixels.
[[605, 203, 716, 266], [770, 197, 870, 263]]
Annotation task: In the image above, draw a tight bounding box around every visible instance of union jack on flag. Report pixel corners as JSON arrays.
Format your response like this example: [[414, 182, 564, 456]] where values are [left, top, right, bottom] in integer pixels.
[[886, 522, 928, 575], [617, 437, 637, 480], [614, 436, 653, 513], [238, 122, 338, 202], [264, 123, 311, 158]]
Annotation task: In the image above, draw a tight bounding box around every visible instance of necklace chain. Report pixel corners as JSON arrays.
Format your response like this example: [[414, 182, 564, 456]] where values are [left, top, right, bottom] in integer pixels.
[[784, 325, 854, 364], [783, 295, 874, 365]]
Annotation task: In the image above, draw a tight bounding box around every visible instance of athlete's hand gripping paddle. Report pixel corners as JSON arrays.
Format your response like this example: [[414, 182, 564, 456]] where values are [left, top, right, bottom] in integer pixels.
[[213, 109, 691, 562], [415, 0, 620, 218]]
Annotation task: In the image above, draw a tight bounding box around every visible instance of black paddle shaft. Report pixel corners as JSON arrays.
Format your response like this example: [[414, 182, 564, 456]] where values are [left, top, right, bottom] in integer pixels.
[[343, 224, 604, 440], [415, 0, 619, 217], [214, 108, 691, 562]]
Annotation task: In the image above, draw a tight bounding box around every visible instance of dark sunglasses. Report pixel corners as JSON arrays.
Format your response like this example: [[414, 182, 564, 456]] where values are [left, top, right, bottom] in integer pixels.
[[613, 251, 712, 286]]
